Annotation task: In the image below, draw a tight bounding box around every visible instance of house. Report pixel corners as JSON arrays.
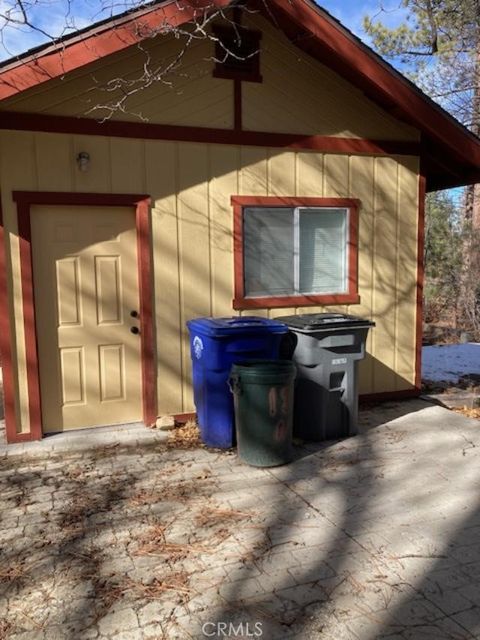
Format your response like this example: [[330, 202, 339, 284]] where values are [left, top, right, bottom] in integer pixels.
[[1, 0, 479, 444]]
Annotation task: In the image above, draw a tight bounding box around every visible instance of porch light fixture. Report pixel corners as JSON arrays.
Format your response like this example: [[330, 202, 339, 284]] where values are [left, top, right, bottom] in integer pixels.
[[76, 151, 90, 172]]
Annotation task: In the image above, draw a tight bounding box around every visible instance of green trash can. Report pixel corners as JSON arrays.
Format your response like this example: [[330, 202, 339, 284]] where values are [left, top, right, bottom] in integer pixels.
[[229, 359, 296, 467]]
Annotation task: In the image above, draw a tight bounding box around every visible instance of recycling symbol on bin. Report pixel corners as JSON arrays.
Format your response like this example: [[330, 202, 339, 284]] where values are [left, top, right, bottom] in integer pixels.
[[193, 336, 204, 360]]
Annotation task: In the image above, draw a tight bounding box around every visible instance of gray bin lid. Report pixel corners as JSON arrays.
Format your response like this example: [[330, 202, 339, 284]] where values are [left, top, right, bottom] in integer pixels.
[[275, 313, 375, 332]]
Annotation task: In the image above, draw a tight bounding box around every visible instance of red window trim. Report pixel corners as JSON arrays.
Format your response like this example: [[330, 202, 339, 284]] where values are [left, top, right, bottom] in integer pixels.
[[231, 195, 360, 310]]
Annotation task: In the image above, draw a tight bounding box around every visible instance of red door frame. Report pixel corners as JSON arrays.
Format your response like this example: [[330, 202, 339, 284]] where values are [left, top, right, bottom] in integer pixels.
[[6, 191, 156, 443], [0, 202, 19, 441]]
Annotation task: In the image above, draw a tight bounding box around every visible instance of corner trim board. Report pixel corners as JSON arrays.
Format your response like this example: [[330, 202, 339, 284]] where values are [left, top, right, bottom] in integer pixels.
[[415, 175, 426, 390], [0, 201, 21, 442]]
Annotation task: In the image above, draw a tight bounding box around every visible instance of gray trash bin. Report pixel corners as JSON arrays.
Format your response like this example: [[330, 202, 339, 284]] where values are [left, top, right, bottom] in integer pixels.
[[275, 313, 374, 441]]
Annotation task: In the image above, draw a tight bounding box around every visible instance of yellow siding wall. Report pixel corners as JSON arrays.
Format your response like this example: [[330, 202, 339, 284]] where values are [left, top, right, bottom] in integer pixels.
[[241, 16, 419, 141], [0, 15, 418, 142], [1, 130, 419, 433]]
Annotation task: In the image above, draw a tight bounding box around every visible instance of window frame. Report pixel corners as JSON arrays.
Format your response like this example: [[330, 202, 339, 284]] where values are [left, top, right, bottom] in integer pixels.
[[232, 196, 360, 309]]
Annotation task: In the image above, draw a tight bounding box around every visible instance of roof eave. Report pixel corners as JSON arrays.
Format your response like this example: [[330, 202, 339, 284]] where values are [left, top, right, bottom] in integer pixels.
[[267, 0, 480, 191]]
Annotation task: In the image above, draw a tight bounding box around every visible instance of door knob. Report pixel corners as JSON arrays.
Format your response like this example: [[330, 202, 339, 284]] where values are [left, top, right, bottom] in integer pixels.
[[130, 310, 139, 318], [130, 326, 140, 335]]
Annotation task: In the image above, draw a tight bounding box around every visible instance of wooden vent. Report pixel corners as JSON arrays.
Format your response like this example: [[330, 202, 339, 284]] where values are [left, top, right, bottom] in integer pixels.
[[213, 26, 262, 82]]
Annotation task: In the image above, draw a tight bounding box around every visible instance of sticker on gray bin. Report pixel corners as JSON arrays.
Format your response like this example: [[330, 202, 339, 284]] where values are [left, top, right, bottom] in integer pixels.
[[332, 357, 347, 366]]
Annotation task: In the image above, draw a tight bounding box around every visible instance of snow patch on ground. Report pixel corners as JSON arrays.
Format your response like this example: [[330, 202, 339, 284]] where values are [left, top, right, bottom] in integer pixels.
[[422, 343, 480, 382]]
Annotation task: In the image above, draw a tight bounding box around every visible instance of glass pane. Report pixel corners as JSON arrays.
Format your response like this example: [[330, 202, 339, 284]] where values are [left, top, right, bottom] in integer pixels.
[[299, 208, 347, 293], [244, 208, 294, 296]]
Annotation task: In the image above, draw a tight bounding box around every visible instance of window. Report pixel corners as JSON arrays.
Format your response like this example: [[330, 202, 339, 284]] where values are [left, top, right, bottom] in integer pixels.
[[232, 196, 360, 309], [212, 26, 262, 82]]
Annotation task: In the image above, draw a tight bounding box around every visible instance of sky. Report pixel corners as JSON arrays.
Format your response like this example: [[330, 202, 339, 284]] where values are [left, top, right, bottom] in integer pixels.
[[320, 0, 407, 39], [0, 0, 408, 61]]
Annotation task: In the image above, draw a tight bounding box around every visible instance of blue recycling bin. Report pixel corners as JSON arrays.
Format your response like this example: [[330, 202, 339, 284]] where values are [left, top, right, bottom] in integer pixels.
[[186, 316, 288, 448]]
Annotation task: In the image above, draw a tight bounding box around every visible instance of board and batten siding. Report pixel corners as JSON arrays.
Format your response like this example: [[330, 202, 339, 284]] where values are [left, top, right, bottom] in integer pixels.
[[0, 130, 419, 433]]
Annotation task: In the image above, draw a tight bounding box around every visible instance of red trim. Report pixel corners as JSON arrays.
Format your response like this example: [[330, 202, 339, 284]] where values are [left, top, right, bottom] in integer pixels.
[[16, 200, 43, 441], [13, 191, 149, 207], [232, 196, 360, 310], [233, 294, 361, 310], [359, 388, 421, 404], [136, 198, 157, 427], [233, 197, 244, 307], [348, 197, 359, 299], [232, 196, 361, 207], [234, 79, 242, 131], [0, 111, 421, 157], [173, 412, 197, 424], [0, 202, 22, 442], [4, 431, 43, 443], [10, 191, 155, 442], [415, 175, 426, 391]]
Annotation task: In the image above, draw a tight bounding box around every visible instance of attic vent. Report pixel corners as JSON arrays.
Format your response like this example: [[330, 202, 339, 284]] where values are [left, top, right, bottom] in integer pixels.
[[213, 26, 262, 82]]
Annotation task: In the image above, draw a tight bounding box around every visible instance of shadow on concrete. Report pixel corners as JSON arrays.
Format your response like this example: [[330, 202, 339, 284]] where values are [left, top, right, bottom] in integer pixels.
[[3, 405, 480, 639], [202, 401, 480, 639]]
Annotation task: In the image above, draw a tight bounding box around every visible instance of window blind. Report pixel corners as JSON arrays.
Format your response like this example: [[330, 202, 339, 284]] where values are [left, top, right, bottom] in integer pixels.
[[244, 207, 294, 296], [299, 209, 347, 293]]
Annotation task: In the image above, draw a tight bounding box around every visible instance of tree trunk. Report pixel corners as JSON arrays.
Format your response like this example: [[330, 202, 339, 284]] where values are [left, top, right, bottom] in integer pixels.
[[458, 2, 480, 334]]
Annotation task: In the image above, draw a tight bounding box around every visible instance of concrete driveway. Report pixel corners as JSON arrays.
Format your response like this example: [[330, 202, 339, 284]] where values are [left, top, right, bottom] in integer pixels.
[[2, 399, 480, 639]]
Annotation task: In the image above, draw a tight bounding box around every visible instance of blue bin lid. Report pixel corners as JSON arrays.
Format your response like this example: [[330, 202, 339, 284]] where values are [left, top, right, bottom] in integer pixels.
[[187, 316, 288, 337]]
